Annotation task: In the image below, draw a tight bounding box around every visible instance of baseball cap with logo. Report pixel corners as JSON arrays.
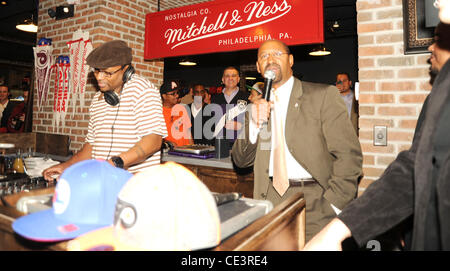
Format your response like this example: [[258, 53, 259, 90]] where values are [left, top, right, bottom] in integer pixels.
[[67, 162, 221, 251], [12, 159, 132, 242], [159, 80, 179, 95], [252, 82, 264, 95]]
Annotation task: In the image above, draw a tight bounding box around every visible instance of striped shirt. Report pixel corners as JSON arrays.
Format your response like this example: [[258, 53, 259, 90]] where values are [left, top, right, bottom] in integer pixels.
[[86, 74, 167, 174]]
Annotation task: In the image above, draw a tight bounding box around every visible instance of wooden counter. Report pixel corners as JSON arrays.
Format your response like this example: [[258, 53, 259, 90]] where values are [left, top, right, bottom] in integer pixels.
[[0, 187, 65, 251], [162, 153, 254, 198], [215, 192, 306, 250], [0, 132, 71, 156], [0, 187, 305, 251]]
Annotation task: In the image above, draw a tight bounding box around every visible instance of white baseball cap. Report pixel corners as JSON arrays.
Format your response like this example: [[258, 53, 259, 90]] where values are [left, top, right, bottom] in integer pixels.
[[67, 162, 221, 251]]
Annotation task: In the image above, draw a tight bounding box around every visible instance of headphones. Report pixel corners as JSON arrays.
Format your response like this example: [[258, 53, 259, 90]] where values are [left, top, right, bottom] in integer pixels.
[[104, 64, 135, 106]]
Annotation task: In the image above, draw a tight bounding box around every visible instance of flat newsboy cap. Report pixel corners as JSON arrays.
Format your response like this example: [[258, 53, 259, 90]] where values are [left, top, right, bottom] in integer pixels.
[[86, 40, 132, 69]]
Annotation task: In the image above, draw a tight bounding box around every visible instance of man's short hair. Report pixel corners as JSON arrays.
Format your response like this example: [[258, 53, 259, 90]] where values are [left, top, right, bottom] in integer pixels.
[[436, 22, 450, 51], [193, 83, 205, 89], [222, 66, 240, 76], [336, 72, 351, 81]]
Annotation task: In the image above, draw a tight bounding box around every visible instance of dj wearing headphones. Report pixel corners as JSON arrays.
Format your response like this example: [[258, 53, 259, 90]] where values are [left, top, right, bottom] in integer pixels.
[[43, 40, 168, 181]]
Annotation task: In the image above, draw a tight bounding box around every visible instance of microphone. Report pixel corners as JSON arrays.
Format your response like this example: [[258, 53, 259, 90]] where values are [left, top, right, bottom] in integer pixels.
[[259, 70, 276, 128], [263, 70, 276, 101], [212, 192, 242, 206]]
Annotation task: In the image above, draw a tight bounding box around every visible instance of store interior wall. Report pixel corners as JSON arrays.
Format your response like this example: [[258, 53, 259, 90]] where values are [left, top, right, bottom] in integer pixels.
[[163, 35, 358, 90]]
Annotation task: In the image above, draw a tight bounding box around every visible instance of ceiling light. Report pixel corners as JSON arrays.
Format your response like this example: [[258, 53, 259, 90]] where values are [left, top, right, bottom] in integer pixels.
[[245, 76, 256, 80], [179, 59, 197, 66], [309, 45, 331, 56], [16, 18, 38, 33], [332, 20, 340, 28], [1, 1, 8, 6]]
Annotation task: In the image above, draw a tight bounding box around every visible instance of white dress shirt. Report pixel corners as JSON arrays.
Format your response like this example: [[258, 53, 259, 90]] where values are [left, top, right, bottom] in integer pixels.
[[190, 98, 202, 119], [342, 92, 354, 118], [250, 76, 312, 179]]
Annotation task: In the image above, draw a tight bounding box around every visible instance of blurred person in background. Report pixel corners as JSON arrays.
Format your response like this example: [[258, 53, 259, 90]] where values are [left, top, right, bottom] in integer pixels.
[[188, 84, 214, 145], [161, 80, 193, 147], [335, 72, 358, 135]]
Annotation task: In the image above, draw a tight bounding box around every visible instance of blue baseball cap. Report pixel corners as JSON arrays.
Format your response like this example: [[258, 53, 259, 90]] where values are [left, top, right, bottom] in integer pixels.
[[12, 159, 132, 242], [67, 162, 221, 251]]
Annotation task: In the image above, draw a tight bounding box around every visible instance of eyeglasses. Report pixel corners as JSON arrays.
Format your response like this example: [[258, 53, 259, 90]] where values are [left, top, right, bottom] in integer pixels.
[[93, 65, 124, 78], [258, 51, 289, 60]]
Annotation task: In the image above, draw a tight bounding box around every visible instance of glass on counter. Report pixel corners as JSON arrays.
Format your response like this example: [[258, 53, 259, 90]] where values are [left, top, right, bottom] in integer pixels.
[[0, 156, 4, 176], [13, 149, 25, 174], [0, 143, 15, 175]]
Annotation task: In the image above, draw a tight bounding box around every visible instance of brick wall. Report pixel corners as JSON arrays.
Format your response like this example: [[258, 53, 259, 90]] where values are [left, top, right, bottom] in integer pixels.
[[34, 0, 211, 151], [356, 0, 431, 194]]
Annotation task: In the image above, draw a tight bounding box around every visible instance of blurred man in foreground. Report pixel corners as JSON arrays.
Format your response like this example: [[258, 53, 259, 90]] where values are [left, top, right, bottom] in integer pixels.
[[304, 22, 450, 251]]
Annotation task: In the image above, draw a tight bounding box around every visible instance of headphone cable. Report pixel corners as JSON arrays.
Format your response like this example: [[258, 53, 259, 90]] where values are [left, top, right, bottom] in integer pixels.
[[106, 97, 121, 160]]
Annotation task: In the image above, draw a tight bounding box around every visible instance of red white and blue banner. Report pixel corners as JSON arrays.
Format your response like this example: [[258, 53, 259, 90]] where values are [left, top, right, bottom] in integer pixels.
[[144, 0, 323, 59]]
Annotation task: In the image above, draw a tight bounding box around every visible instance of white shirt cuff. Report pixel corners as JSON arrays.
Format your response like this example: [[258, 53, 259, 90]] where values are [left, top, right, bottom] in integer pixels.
[[249, 117, 260, 144], [331, 204, 341, 215]]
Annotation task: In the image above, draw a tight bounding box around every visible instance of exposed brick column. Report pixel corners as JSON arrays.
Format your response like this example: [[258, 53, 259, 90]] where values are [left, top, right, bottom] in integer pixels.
[[356, 0, 431, 195]]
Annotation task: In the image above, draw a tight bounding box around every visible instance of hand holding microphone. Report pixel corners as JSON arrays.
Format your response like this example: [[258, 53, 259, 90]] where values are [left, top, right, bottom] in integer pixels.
[[263, 70, 276, 101], [251, 70, 275, 127]]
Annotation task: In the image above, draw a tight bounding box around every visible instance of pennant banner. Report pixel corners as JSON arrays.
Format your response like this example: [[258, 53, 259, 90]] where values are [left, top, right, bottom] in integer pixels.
[[52, 55, 70, 130], [33, 39, 54, 110], [67, 29, 92, 113]]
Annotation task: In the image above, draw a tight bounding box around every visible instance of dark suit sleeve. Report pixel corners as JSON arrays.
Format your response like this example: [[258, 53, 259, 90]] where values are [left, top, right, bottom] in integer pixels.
[[0, 101, 20, 128], [320, 87, 362, 210], [338, 150, 415, 247], [337, 97, 430, 247], [6, 102, 25, 133], [211, 93, 224, 105], [231, 110, 257, 168]]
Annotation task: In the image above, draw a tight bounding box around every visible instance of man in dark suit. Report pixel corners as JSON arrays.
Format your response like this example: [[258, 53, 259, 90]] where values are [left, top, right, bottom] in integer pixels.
[[304, 22, 450, 251], [188, 84, 214, 145], [336, 72, 359, 135], [211, 66, 249, 147], [231, 40, 362, 241]]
